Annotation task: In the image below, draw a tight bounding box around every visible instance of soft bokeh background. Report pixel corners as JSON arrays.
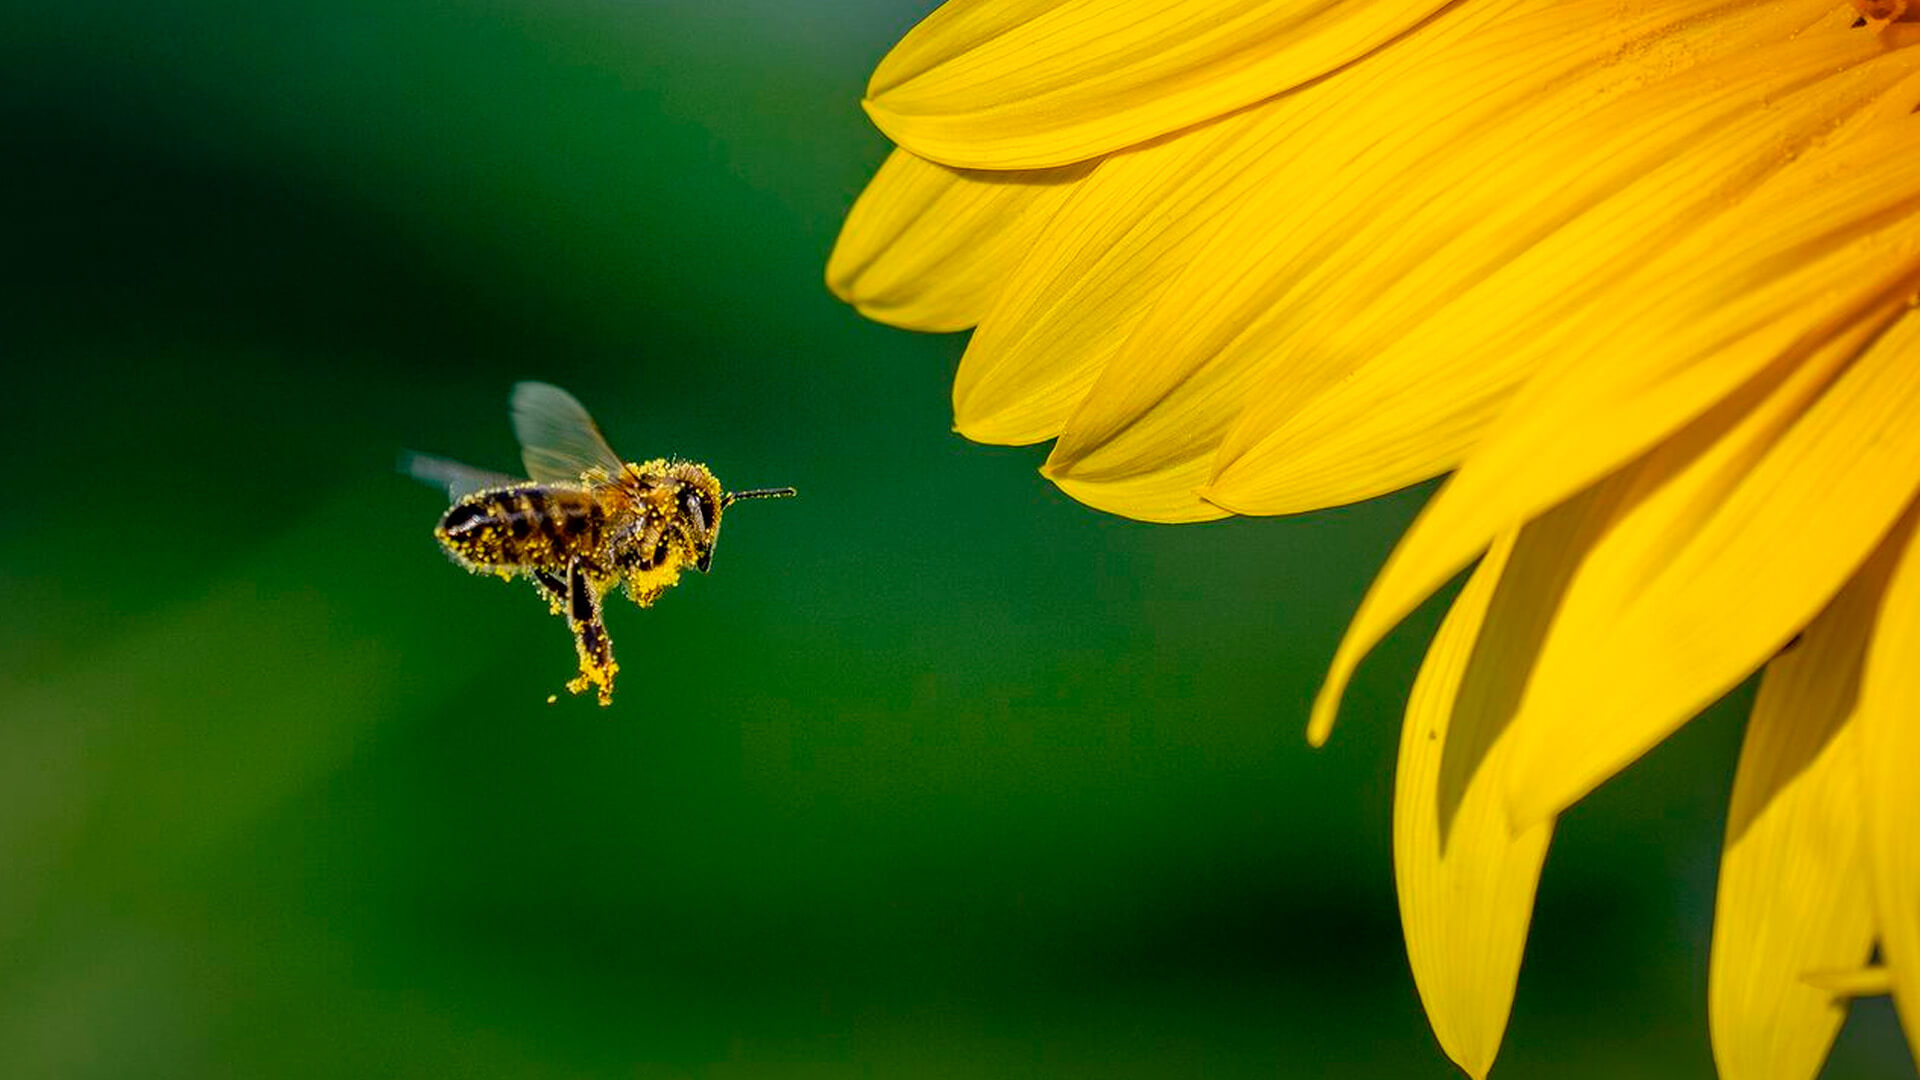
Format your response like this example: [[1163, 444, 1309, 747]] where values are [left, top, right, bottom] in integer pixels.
[[5, 3, 1909, 1077]]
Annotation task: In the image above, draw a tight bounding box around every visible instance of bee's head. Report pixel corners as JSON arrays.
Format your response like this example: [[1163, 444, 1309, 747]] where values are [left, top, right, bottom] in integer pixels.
[[663, 463, 726, 572], [657, 461, 794, 573], [662, 462, 795, 573]]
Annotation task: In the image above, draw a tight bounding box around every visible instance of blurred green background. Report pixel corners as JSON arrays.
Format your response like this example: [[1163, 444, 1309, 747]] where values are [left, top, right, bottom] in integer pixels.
[[3, 3, 1907, 1077]]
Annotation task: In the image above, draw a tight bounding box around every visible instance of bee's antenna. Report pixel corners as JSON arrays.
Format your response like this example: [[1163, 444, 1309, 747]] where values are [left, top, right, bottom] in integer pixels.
[[723, 487, 797, 507]]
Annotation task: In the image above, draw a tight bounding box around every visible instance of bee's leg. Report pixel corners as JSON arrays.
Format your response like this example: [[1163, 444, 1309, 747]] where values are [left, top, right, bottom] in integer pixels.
[[531, 569, 568, 617], [623, 575, 668, 609], [560, 559, 617, 706]]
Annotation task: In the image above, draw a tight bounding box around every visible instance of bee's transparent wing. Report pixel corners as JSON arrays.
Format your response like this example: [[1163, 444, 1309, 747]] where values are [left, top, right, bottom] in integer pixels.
[[398, 451, 517, 500], [510, 381, 625, 483]]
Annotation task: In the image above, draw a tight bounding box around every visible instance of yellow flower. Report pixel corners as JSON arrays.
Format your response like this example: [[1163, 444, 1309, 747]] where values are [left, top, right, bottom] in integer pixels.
[[828, 0, 1920, 1076]]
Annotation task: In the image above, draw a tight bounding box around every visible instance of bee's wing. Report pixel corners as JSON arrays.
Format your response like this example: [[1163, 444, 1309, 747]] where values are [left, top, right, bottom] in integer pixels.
[[398, 450, 518, 500], [511, 381, 625, 483]]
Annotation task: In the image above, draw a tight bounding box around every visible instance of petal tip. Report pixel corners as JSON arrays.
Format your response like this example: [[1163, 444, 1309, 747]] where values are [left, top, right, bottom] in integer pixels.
[[1039, 443, 1078, 478], [1195, 484, 1253, 517], [954, 407, 1057, 447], [823, 247, 859, 305], [859, 98, 964, 170], [1309, 647, 1365, 747], [826, 276, 858, 309], [1306, 695, 1337, 748]]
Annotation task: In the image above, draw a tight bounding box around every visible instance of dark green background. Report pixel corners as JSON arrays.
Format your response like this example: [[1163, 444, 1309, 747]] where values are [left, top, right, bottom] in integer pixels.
[[4, 3, 1906, 1076]]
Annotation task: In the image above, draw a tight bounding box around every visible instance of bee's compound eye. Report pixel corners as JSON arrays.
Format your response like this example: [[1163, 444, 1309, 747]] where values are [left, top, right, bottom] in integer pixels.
[[653, 537, 670, 566], [682, 490, 714, 534]]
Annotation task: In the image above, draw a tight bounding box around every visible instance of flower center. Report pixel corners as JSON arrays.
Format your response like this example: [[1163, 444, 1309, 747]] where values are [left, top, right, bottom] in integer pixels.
[[1853, 0, 1919, 23]]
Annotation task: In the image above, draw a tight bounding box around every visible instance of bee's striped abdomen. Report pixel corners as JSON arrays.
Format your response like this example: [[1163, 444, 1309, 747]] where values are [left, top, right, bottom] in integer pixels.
[[436, 484, 604, 572]]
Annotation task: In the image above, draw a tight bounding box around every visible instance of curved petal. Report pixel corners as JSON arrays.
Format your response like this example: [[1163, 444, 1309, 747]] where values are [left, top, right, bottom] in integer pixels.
[[1026, 0, 1564, 519], [1041, 463, 1231, 523], [1052, 0, 1901, 524], [1397, 485, 1633, 1079], [1200, 11, 1895, 516], [864, 0, 1455, 170], [1310, 59, 1920, 746], [1398, 537, 1533, 1080], [953, 102, 1268, 446], [1707, 541, 1891, 1080], [1858, 506, 1920, 1053], [1496, 305, 1920, 828], [826, 149, 1094, 332]]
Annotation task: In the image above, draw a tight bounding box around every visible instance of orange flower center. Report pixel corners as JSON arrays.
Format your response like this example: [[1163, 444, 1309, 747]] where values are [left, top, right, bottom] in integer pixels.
[[1853, 0, 1919, 23]]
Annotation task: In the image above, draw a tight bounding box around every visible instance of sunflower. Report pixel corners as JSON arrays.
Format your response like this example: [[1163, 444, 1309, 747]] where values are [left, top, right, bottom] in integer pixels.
[[828, 0, 1920, 1076]]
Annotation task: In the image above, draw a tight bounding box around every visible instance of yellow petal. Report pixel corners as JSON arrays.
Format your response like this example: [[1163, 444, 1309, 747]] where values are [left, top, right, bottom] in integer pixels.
[[1028, 0, 1547, 519], [1310, 55, 1920, 747], [1497, 304, 1920, 828], [960, 0, 1492, 461], [1858, 504, 1920, 1053], [1398, 542, 1532, 1080], [952, 103, 1265, 446], [826, 148, 1093, 332], [1398, 499, 1620, 1079], [1052, 0, 1893, 524], [1708, 540, 1893, 1080], [864, 0, 1455, 170], [1202, 8, 1886, 516], [1801, 967, 1894, 998], [1038, 462, 1230, 524]]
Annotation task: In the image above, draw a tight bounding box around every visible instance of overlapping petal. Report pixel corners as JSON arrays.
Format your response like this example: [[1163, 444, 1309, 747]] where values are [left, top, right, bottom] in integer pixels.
[[1495, 304, 1920, 827], [864, 0, 1455, 170], [1045, 0, 1902, 524], [952, 106, 1269, 447], [1200, 8, 1899, 516], [826, 149, 1093, 332], [1859, 507, 1920, 1052], [1311, 57, 1920, 748], [1397, 536, 1536, 1080], [1707, 539, 1892, 1080], [1022, 0, 1548, 520], [837, 2, 1920, 1075], [1395, 461, 1684, 1076], [1395, 473, 1639, 1078]]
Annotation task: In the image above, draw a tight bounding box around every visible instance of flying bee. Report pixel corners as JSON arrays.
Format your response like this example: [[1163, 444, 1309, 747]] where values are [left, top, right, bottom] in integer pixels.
[[403, 381, 794, 706]]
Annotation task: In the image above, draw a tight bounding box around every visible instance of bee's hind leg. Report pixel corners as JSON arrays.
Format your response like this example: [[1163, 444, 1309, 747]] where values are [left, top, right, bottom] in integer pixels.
[[559, 559, 617, 706]]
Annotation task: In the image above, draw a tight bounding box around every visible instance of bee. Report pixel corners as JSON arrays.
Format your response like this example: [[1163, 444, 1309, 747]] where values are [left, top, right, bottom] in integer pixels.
[[403, 382, 794, 706]]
